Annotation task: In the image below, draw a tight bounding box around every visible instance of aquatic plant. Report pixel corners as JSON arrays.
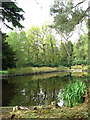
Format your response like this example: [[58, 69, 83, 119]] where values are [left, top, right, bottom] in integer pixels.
[[61, 80, 86, 107]]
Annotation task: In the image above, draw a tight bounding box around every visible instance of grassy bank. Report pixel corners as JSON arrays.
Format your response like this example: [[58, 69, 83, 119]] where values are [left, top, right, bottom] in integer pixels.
[[71, 65, 89, 71], [2, 65, 90, 76], [0, 71, 8, 74], [7, 66, 68, 75], [1, 101, 89, 119]]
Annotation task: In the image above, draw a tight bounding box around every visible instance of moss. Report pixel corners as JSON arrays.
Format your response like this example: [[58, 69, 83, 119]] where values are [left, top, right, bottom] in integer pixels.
[[1, 101, 89, 119]]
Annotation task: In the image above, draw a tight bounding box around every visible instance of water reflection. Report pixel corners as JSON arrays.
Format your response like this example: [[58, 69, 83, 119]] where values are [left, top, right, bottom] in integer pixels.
[[57, 89, 64, 107], [2, 72, 89, 106]]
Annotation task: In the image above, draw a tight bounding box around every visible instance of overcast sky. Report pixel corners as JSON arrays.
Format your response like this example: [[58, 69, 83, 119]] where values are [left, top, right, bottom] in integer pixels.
[[16, 0, 54, 29], [16, 0, 88, 29]]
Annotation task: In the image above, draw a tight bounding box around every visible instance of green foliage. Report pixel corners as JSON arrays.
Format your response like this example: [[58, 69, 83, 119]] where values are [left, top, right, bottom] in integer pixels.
[[71, 65, 88, 70], [2, 1, 24, 29], [73, 33, 88, 65], [1, 1, 25, 69], [6, 30, 27, 67], [6, 25, 63, 67], [60, 41, 73, 66], [0, 70, 8, 74], [5, 24, 88, 68], [50, 0, 87, 34], [2, 33, 16, 70], [61, 80, 86, 107]]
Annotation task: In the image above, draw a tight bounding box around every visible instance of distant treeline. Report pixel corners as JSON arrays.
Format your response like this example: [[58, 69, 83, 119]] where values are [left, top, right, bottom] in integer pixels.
[[2, 25, 88, 70]]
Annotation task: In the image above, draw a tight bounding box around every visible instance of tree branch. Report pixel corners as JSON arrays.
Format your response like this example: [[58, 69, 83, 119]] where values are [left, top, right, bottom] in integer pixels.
[[74, 0, 86, 8], [85, 6, 90, 13]]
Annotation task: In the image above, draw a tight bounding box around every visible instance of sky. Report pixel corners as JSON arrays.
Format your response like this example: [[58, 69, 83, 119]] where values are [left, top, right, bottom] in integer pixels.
[[2, 0, 54, 32], [16, 0, 54, 29], [2, 0, 89, 43], [16, 0, 88, 29]]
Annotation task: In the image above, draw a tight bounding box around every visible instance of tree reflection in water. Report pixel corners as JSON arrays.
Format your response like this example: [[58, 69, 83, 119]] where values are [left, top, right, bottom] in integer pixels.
[[2, 72, 89, 106]]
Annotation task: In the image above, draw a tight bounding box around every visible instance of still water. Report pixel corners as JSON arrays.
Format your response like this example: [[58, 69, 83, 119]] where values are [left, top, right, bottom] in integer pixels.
[[2, 72, 89, 106]]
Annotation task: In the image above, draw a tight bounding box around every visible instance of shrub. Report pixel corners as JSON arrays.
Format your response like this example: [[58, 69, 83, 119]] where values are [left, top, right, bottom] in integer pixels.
[[61, 80, 86, 107]]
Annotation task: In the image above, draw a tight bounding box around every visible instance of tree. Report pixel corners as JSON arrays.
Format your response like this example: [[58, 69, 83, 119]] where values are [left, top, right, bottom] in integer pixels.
[[39, 24, 59, 66], [26, 26, 42, 65], [6, 24, 74, 67], [50, 0, 88, 34], [60, 41, 73, 66], [2, 33, 16, 70], [2, 1, 24, 30], [73, 33, 88, 65], [6, 30, 27, 67], [1, 0, 25, 69], [50, 0, 88, 66]]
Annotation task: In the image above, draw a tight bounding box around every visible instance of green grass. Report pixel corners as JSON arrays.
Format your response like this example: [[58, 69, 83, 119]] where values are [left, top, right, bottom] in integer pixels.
[[61, 80, 86, 107], [8, 66, 67, 75], [72, 65, 88, 70], [0, 71, 8, 74]]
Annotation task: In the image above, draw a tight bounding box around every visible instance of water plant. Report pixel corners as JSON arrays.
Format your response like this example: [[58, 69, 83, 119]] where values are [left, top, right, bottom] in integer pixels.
[[61, 80, 86, 107]]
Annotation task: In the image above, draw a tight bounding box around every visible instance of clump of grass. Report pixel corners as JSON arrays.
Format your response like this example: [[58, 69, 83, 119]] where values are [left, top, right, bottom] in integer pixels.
[[61, 80, 86, 107], [0, 71, 8, 74]]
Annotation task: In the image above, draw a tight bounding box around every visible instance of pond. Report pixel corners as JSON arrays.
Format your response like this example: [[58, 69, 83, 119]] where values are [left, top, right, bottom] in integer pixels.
[[2, 72, 89, 107]]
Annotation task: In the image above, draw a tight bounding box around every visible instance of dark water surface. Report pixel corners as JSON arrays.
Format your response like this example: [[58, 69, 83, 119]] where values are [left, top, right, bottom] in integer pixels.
[[2, 72, 89, 106]]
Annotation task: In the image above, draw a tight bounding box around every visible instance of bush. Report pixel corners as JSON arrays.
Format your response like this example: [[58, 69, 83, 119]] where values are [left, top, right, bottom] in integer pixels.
[[61, 80, 86, 107], [72, 60, 89, 66]]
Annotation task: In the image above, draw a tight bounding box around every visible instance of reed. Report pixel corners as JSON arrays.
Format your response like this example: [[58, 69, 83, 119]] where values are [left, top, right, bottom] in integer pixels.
[[61, 80, 86, 107]]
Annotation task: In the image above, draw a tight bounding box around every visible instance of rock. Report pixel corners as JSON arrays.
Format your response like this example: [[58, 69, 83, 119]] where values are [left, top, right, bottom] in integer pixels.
[[13, 106, 19, 112], [51, 101, 56, 106], [13, 106, 29, 112], [16, 106, 19, 110], [34, 106, 37, 110], [19, 106, 29, 110]]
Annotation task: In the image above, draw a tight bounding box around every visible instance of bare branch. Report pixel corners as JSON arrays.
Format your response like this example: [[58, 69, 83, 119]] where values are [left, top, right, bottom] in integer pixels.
[[74, 0, 86, 8]]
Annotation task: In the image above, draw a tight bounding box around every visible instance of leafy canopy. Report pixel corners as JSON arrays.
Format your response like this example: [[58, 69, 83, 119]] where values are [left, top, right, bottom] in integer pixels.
[[50, 0, 88, 34]]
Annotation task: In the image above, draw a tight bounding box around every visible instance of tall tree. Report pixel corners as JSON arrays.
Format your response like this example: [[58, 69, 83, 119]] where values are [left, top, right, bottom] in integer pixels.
[[1, 1, 24, 30], [2, 33, 16, 70], [73, 33, 88, 65], [50, 0, 88, 33], [1, 0, 25, 69], [6, 30, 27, 67], [26, 26, 41, 65], [60, 41, 73, 66], [50, 0, 88, 66]]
